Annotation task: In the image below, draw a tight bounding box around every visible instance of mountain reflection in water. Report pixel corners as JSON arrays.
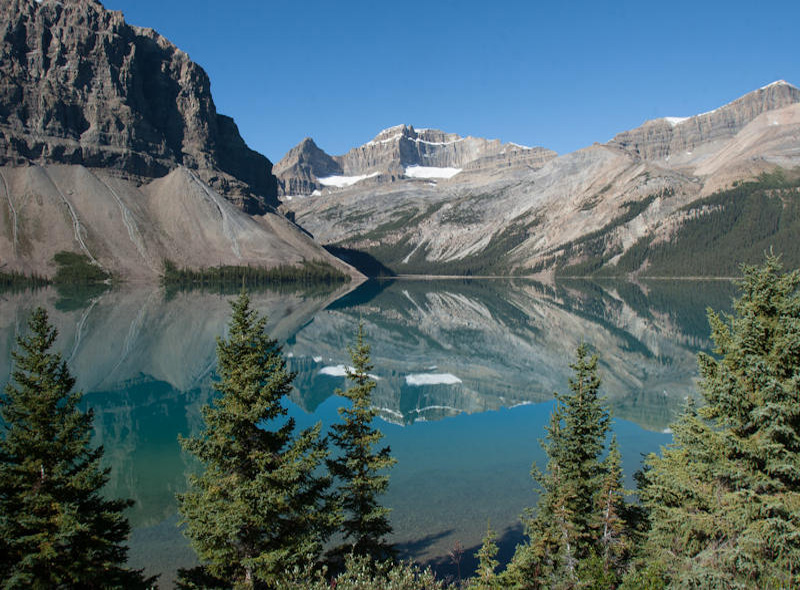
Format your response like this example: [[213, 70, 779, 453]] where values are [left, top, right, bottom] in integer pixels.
[[0, 278, 734, 585]]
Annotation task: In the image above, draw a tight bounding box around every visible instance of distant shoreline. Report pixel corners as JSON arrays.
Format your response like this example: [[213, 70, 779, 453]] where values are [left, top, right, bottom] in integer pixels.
[[390, 274, 738, 281]]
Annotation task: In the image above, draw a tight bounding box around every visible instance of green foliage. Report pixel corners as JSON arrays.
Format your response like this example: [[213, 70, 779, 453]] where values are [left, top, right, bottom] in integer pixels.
[[592, 437, 632, 585], [467, 523, 502, 589], [327, 322, 396, 562], [0, 308, 151, 589], [177, 290, 335, 589], [282, 553, 445, 590], [635, 255, 800, 588], [505, 343, 623, 589], [161, 259, 350, 289], [0, 268, 49, 290], [52, 251, 111, 284], [616, 170, 800, 276], [618, 562, 667, 590]]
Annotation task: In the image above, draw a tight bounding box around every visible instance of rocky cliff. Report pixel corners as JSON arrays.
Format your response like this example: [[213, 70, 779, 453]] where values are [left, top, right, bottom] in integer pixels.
[[0, 0, 360, 280], [0, 0, 277, 213], [609, 80, 800, 163], [275, 124, 557, 196]]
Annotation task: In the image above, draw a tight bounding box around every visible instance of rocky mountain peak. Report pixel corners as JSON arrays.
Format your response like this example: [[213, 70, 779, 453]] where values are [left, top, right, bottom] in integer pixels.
[[273, 136, 342, 196], [275, 124, 557, 195], [609, 80, 800, 162], [0, 0, 277, 212]]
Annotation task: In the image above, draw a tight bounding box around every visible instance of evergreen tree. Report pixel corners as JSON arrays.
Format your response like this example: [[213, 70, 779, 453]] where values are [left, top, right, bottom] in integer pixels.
[[282, 553, 444, 590], [505, 343, 613, 589], [593, 436, 631, 583], [177, 290, 334, 589], [327, 321, 396, 561], [0, 308, 151, 589], [636, 255, 800, 588], [468, 522, 502, 590]]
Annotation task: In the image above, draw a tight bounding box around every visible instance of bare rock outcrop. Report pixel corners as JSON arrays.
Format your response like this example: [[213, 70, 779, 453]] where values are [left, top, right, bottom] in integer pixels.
[[273, 137, 342, 196], [0, 0, 277, 213]]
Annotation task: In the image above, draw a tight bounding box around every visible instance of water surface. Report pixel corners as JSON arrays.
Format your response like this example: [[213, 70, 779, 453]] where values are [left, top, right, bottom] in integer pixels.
[[0, 278, 735, 584]]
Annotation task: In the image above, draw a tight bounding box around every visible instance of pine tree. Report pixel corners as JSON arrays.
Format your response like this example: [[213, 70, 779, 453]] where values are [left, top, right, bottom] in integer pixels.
[[327, 321, 396, 561], [177, 290, 334, 589], [506, 343, 613, 589], [637, 255, 800, 588], [593, 436, 631, 583], [468, 522, 502, 589], [0, 307, 151, 589]]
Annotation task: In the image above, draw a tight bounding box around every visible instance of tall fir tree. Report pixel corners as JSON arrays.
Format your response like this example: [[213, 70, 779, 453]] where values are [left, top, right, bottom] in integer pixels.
[[327, 321, 396, 562], [0, 307, 151, 589], [635, 255, 800, 588], [177, 290, 334, 589], [468, 522, 502, 590], [594, 436, 631, 576], [505, 343, 615, 589]]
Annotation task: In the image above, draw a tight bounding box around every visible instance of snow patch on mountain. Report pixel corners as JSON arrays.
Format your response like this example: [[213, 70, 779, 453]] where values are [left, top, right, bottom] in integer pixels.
[[317, 172, 379, 187], [664, 116, 689, 127], [405, 166, 461, 179]]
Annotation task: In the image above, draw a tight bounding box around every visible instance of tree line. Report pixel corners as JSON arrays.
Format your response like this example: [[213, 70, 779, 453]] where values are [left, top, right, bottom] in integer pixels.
[[1, 255, 799, 588]]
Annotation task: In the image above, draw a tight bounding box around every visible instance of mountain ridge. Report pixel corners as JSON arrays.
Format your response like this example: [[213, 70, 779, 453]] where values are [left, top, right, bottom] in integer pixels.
[[281, 80, 800, 276], [274, 124, 557, 197]]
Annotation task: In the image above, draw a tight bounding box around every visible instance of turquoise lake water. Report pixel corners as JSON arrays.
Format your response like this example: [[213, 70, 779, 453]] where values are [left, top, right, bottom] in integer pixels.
[[0, 278, 736, 585]]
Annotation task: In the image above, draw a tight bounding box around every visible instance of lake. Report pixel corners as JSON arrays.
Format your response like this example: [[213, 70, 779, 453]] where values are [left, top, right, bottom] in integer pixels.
[[0, 277, 737, 585]]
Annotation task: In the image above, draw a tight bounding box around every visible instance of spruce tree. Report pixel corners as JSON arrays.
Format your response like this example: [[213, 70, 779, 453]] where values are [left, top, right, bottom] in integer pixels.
[[327, 321, 396, 561], [177, 290, 334, 589], [0, 307, 151, 589], [593, 436, 631, 583], [468, 522, 502, 590], [596, 436, 631, 571], [506, 343, 613, 588], [636, 255, 800, 588]]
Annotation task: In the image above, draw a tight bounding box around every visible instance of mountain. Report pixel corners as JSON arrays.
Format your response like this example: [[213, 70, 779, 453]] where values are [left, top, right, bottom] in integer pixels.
[[0, 0, 357, 280], [281, 81, 800, 276], [274, 124, 557, 197], [274, 137, 343, 196]]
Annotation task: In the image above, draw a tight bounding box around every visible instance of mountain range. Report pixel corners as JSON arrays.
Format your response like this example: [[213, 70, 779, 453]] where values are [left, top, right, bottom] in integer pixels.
[[1, 0, 798, 280], [279, 81, 800, 276]]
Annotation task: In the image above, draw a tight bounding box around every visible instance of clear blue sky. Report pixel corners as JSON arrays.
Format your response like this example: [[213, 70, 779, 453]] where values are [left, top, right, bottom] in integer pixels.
[[103, 0, 798, 163]]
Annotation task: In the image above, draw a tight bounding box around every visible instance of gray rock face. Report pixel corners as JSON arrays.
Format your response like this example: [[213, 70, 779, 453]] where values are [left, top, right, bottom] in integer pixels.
[[336, 125, 552, 174], [274, 124, 557, 195], [609, 81, 800, 162], [0, 0, 361, 281], [273, 137, 342, 196], [0, 0, 277, 213]]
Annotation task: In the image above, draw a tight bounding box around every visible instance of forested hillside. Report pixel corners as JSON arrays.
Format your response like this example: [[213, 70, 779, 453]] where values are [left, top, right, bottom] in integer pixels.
[[560, 170, 800, 277]]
